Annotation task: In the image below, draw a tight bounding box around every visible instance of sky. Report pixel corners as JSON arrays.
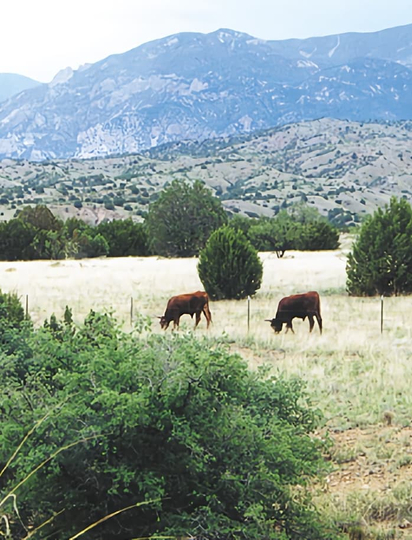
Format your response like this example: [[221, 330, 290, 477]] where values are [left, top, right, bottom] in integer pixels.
[[3, 0, 412, 83]]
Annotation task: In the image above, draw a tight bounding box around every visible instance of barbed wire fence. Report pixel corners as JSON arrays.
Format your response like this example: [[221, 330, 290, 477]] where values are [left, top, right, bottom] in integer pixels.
[[17, 291, 408, 336]]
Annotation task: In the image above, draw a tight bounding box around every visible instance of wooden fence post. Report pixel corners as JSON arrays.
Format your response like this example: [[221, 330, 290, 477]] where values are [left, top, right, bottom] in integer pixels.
[[130, 297, 134, 326], [247, 295, 251, 332], [25, 294, 29, 319], [380, 295, 384, 334]]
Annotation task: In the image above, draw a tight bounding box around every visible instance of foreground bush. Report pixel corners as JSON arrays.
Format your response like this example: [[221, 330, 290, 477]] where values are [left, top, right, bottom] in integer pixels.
[[0, 312, 338, 539]]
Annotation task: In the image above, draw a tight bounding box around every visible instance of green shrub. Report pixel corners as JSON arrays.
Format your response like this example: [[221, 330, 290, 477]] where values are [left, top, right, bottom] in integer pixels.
[[96, 218, 149, 257], [294, 221, 340, 251], [0, 289, 25, 327], [198, 225, 263, 299], [0, 314, 336, 539], [347, 197, 412, 295]]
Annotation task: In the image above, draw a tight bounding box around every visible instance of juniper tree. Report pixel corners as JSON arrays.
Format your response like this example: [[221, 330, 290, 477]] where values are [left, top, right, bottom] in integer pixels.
[[347, 197, 412, 295], [145, 180, 227, 257], [198, 225, 263, 300]]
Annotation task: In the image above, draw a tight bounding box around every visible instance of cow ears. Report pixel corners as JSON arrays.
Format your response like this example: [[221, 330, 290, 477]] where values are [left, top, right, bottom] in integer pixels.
[[265, 319, 272, 322]]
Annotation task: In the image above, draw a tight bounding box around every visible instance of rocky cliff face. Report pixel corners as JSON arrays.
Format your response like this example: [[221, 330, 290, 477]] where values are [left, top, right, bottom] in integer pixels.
[[1, 25, 412, 160]]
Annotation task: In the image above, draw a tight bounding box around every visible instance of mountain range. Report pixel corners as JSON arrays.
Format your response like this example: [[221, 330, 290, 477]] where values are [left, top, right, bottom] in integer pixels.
[[0, 73, 40, 103], [2, 24, 412, 160]]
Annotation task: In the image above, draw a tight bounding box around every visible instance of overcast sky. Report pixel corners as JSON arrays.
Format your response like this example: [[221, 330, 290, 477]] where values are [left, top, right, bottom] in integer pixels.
[[3, 0, 411, 82]]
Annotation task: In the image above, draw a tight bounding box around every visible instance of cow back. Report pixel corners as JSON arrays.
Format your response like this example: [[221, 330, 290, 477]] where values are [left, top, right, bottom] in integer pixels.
[[276, 291, 320, 318]]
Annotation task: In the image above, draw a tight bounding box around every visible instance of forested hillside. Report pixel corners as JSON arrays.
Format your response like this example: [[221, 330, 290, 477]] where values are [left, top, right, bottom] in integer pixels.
[[1, 118, 412, 226]]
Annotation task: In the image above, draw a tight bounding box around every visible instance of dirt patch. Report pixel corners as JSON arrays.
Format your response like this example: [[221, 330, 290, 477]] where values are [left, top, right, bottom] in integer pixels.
[[325, 427, 412, 495]]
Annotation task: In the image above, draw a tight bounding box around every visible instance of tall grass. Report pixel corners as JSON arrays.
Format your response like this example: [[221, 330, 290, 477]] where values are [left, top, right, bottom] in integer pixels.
[[1, 247, 412, 429]]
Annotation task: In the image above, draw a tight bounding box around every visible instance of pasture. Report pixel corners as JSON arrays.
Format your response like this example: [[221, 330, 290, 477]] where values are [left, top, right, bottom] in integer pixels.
[[1, 242, 412, 536]]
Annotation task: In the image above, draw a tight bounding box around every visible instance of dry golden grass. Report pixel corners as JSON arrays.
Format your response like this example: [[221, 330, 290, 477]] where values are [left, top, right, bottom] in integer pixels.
[[1, 245, 411, 428], [0, 249, 347, 328]]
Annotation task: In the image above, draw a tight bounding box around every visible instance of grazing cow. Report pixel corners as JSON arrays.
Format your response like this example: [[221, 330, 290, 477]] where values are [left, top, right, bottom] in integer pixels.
[[158, 291, 212, 330], [266, 291, 322, 334]]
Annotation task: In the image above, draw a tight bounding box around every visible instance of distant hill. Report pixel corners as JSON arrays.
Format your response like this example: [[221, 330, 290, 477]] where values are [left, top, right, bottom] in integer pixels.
[[1, 118, 412, 226], [0, 73, 41, 103], [2, 25, 412, 159]]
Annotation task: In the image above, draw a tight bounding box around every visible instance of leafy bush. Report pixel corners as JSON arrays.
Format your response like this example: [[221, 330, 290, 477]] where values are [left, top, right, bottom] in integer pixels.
[[247, 214, 298, 256], [96, 218, 149, 257], [294, 221, 340, 251], [347, 197, 412, 295], [198, 225, 263, 299], [18, 204, 62, 231], [0, 219, 36, 260], [0, 289, 25, 327], [0, 312, 337, 540], [234, 210, 339, 256]]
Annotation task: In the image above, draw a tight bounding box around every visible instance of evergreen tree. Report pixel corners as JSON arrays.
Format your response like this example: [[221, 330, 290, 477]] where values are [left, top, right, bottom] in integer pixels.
[[198, 225, 263, 300], [0, 219, 37, 260], [347, 197, 412, 295], [145, 180, 227, 257], [294, 221, 340, 251], [96, 218, 149, 256], [17, 204, 62, 231]]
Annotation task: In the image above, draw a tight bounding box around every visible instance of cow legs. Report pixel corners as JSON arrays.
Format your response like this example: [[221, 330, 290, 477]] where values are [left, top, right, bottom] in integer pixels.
[[308, 315, 315, 332], [285, 322, 294, 334], [316, 313, 323, 334], [172, 317, 180, 330], [194, 311, 202, 329], [203, 304, 212, 328]]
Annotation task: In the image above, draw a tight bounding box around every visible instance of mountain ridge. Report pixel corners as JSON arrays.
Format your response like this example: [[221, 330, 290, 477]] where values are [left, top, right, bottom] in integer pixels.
[[0, 73, 41, 103], [2, 24, 412, 160], [0, 118, 411, 227]]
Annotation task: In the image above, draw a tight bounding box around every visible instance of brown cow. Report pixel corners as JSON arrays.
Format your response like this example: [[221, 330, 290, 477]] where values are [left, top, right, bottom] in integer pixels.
[[266, 291, 322, 334], [158, 291, 212, 330]]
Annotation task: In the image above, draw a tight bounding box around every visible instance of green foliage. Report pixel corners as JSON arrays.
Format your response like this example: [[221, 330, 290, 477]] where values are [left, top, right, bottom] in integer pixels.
[[69, 229, 109, 259], [247, 213, 298, 255], [198, 225, 263, 299], [0, 312, 336, 540], [145, 180, 227, 257], [31, 229, 69, 259], [0, 219, 36, 260], [235, 210, 339, 255], [0, 208, 148, 260], [18, 204, 63, 231], [293, 221, 340, 251], [0, 289, 31, 358], [347, 197, 412, 296], [96, 218, 149, 257], [0, 289, 25, 327], [227, 214, 254, 236]]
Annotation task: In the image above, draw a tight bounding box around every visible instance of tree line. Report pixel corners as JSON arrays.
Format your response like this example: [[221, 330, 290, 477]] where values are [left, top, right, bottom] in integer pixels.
[[0, 180, 340, 261], [1, 181, 412, 298], [0, 205, 148, 261]]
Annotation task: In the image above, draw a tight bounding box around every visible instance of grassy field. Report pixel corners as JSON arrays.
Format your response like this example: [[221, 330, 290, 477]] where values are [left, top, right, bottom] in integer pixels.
[[1, 242, 412, 537]]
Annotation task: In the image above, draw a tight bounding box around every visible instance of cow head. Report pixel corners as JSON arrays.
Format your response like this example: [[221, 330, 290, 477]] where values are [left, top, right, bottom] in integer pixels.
[[266, 318, 283, 333], [158, 316, 169, 330]]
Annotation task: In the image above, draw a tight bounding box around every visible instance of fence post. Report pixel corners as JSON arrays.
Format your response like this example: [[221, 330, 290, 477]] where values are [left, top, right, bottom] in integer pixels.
[[380, 295, 384, 334], [247, 295, 251, 332], [130, 297, 134, 326], [25, 294, 29, 319]]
